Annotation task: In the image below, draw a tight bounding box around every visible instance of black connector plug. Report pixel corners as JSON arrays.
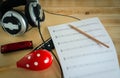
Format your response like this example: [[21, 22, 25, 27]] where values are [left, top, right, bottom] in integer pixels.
[[34, 38, 55, 51]]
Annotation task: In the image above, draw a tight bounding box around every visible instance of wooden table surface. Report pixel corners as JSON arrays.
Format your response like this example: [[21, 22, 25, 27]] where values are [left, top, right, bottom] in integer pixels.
[[0, 0, 120, 78]]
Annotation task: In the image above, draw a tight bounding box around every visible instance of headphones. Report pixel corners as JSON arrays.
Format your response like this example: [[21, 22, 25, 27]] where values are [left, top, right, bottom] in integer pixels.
[[0, 0, 63, 74], [0, 0, 45, 36]]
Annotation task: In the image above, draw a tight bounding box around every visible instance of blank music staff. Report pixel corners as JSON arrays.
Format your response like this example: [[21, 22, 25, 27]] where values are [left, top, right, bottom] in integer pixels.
[[48, 17, 120, 78]]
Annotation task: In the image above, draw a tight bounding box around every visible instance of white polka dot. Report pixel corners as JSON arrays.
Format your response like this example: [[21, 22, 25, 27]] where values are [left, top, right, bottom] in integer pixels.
[[27, 56, 31, 60], [34, 62, 38, 66], [44, 58, 49, 64], [26, 64, 30, 68], [37, 53, 40, 57]]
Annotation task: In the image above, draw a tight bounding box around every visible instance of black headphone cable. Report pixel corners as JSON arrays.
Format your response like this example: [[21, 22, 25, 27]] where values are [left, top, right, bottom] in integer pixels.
[[44, 9, 80, 20], [34, 9, 81, 78], [36, 18, 64, 78]]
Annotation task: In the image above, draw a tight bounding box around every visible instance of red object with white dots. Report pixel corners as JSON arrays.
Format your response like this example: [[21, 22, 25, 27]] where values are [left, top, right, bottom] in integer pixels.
[[17, 49, 53, 71]]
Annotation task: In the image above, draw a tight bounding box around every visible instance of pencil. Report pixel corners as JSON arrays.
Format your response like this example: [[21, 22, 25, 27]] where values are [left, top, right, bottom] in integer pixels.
[[69, 24, 109, 48]]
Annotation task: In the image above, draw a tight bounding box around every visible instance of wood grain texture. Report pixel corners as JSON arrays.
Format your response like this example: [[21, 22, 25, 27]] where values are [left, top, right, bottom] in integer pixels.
[[0, 0, 120, 78], [40, 0, 120, 55]]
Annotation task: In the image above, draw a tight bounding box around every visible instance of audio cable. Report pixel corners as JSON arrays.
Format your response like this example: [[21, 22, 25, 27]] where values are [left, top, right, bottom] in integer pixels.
[[44, 9, 80, 20], [35, 9, 81, 78]]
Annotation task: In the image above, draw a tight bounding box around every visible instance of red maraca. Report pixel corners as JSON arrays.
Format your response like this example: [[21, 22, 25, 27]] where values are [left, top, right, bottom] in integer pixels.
[[17, 49, 53, 71]]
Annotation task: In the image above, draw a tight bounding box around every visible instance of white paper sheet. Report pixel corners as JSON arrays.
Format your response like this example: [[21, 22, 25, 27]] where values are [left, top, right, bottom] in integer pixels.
[[48, 17, 120, 78]]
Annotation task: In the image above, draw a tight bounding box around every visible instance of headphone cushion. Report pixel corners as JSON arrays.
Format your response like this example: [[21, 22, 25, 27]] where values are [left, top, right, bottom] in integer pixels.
[[25, 3, 36, 26], [25, 2, 45, 27], [14, 10, 29, 31], [1, 10, 28, 36]]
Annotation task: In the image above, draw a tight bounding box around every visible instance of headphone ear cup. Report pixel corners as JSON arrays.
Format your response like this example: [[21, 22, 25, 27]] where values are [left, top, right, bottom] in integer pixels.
[[1, 10, 28, 36], [25, 2, 45, 27], [25, 3, 36, 27]]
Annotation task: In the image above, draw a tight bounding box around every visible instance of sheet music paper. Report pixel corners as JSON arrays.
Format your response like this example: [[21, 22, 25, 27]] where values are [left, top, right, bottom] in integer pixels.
[[48, 17, 120, 78]]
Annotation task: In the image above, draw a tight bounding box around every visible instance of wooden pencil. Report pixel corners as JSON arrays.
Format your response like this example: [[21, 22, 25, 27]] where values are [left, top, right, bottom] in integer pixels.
[[69, 24, 109, 48]]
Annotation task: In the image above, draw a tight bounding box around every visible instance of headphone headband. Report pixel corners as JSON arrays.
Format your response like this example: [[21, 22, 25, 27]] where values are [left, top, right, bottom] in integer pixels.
[[0, 0, 45, 36], [0, 0, 38, 19]]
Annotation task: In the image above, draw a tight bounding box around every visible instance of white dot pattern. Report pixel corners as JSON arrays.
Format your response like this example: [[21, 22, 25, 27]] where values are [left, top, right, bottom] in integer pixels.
[[44, 58, 49, 64], [26, 64, 30, 68], [24, 51, 52, 69], [34, 62, 38, 66], [27, 56, 31, 60], [37, 53, 40, 57]]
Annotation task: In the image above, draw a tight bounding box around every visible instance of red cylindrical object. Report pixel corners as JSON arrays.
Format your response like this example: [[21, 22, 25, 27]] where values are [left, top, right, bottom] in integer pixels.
[[1, 41, 33, 54]]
